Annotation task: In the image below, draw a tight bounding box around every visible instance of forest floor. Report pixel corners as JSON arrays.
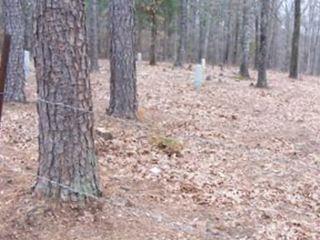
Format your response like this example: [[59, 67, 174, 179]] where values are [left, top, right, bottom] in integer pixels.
[[0, 60, 319, 240]]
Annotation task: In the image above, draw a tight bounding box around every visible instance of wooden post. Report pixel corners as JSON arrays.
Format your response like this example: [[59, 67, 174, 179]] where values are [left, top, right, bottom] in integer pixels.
[[0, 34, 11, 122]]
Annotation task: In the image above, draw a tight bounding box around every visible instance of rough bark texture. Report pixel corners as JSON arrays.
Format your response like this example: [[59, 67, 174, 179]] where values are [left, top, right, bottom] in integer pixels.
[[33, 0, 101, 201], [175, 0, 188, 67], [88, 0, 100, 72], [289, 0, 301, 79], [3, 0, 26, 102], [239, 0, 251, 78], [257, 0, 270, 88], [108, 0, 138, 119], [150, 12, 157, 66]]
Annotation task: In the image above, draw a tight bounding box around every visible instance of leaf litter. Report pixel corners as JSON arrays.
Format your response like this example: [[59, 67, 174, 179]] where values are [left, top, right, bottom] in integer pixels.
[[0, 61, 319, 239]]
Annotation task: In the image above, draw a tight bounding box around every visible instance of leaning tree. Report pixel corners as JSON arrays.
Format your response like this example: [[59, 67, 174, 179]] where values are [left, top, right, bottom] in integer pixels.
[[33, 0, 101, 201]]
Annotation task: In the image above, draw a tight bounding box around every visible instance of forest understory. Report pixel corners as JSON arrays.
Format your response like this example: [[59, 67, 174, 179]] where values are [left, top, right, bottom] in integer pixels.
[[0, 60, 319, 239]]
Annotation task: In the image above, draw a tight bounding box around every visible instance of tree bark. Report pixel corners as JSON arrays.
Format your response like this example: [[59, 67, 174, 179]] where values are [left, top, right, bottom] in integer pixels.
[[175, 0, 188, 67], [289, 0, 301, 79], [257, 0, 270, 88], [239, 0, 251, 78], [3, 0, 26, 102], [108, 0, 138, 119], [88, 0, 100, 72], [33, 0, 101, 201]]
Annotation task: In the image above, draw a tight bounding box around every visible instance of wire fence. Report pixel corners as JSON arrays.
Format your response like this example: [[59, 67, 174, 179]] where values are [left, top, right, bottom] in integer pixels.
[[0, 91, 204, 238], [1, 89, 320, 238], [0, 154, 202, 238], [0, 90, 93, 114]]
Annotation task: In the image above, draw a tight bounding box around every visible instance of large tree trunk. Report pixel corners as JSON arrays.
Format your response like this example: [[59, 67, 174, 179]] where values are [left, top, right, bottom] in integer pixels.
[[108, 0, 138, 119], [257, 0, 270, 88], [289, 0, 301, 79], [3, 0, 25, 102], [149, 11, 157, 65], [239, 0, 251, 78], [175, 0, 188, 67], [33, 0, 101, 201], [88, 0, 100, 72]]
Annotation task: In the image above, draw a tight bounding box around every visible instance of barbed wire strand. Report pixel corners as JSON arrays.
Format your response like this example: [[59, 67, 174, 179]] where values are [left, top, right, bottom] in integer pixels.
[[0, 91, 93, 114], [0, 154, 202, 238]]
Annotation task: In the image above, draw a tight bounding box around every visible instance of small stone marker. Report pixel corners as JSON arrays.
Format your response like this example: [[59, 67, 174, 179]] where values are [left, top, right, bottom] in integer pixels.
[[150, 166, 161, 176], [194, 64, 203, 91], [137, 52, 142, 62], [24, 50, 30, 78], [201, 58, 206, 69]]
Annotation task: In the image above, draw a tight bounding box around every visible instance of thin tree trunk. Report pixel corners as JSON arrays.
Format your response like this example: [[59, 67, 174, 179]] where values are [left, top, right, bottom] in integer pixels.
[[257, 0, 270, 88], [3, 0, 26, 102], [150, 12, 157, 65], [33, 0, 101, 201], [198, 5, 207, 64], [239, 0, 251, 78], [175, 0, 188, 67], [232, 5, 240, 65], [289, 0, 301, 79], [108, 0, 138, 119], [88, 0, 100, 72], [254, 3, 260, 69]]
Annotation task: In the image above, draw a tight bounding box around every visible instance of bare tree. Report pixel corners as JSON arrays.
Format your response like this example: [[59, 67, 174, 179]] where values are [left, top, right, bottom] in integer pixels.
[[257, 0, 270, 88], [33, 0, 101, 200], [289, 0, 301, 79], [108, 0, 138, 119], [239, 0, 251, 78], [88, 0, 100, 72], [3, 0, 25, 102], [175, 0, 188, 67]]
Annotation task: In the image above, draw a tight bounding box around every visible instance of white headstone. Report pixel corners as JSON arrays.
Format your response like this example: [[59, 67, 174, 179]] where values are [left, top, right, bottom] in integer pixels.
[[137, 52, 142, 62], [201, 58, 206, 69], [24, 50, 30, 78], [194, 64, 203, 91]]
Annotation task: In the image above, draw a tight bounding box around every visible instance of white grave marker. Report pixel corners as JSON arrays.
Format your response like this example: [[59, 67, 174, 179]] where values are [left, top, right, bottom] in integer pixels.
[[24, 50, 30, 78], [137, 52, 142, 62], [194, 64, 203, 91], [201, 58, 206, 69]]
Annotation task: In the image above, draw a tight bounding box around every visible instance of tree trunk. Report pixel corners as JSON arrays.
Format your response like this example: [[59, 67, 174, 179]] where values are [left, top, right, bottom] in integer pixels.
[[257, 0, 270, 88], [232, 5, 240, 65], [22, 0, 34, 52], [3, 0, 26, 102], [175, 0, 188, 67], [197, 4, 207, 64], [150, 11, 157, 65], [239, 0, 251, 78], [88, 0, 100, 72], [254, 6, 260, 70], [33, 0, 101, 201], [108, 0, 138, 119], [289, 0, 301, 79]]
